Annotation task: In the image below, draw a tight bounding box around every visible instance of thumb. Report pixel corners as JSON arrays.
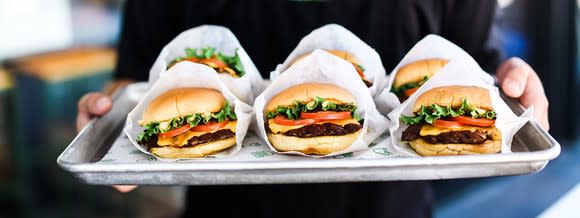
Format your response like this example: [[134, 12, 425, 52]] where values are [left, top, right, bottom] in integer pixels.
[[78, 92, 112, 116], [496, 58, 531, 98]]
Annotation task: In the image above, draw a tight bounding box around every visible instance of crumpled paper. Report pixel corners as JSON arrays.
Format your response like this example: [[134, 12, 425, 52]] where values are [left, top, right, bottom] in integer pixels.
[[125, 62, 254, 160], [147, 25, 265, 104], [255, 49, 389, 157], [270, 24, 387, 97], [387, 57, 532, 156], [375, 34, 486, 115]]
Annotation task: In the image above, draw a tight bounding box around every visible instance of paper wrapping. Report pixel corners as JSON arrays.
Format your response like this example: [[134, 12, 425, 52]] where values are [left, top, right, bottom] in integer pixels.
[[125, 62, 254, 160], [255, 50, 389, 157], [147, 25, 265, 104], [387, 57, 532, 156], [270, 24, 387, 97], [374, 34, 486, 115]]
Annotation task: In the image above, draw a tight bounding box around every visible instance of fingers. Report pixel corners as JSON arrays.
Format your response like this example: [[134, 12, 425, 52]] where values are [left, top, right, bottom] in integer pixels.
[[496, 57, 550, 130], [497, 57, 530, 98], [76, 92, 113, 132], [113, 185, 138, 193]]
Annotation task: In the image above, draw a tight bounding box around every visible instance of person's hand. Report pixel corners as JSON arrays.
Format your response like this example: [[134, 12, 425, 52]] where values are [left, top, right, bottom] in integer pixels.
[[496, 57, 549, 130], [76, 92, 113, 132], [76, 80, 137, 193]]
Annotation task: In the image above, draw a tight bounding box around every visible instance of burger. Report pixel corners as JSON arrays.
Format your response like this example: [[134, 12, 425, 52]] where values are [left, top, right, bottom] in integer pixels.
[[136, 88, 237, 158], [167, 47, 245, 77], [264, 83, 363, 155], [400, 86, 501, 156], [391, 58, 448, 101], [292, 50, 372, 87]]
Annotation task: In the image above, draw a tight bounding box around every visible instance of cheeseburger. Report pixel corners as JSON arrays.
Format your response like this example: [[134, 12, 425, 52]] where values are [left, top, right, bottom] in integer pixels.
[[137, 88, 237, 158], [168, 47, 245, 77], [292, 50, 372, 87], [391, 58, 448, 101], [264, 83, 363, 155], [400, 86, 501, 156]]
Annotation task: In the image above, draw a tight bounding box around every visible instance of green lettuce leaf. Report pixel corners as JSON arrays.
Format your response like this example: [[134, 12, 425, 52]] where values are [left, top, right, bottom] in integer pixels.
[[356, 64, 365, 72], [137, 100, 237, 143], [170, 47, 245, 77], [399, 99, 496, 125], [391, 76, 429, 98], [265, 96, 362, 121]]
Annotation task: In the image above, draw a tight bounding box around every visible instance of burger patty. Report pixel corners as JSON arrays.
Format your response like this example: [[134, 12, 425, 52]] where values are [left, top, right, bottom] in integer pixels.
[[186, 129, 235, 147], [363, 79, 373, 87], [402, 124, 489, 144], [139, 129, 235, 149], [397, 95, 408, 103], [266, 122, 362, 138]]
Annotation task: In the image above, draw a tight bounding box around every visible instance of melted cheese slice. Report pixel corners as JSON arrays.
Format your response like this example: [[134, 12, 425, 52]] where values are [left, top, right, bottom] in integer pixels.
[[267, 118, 360, 134], [420, 125, 501, 140], [157, 121, 237, 147]]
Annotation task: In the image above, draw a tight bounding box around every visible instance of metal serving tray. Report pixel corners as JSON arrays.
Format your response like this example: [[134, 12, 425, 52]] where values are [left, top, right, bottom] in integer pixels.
[[57, 83, 561, 185]]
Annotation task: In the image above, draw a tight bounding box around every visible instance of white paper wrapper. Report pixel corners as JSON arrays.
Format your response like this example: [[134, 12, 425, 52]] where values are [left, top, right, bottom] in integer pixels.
[[255, 50, 389, 157], [375, 34, 493, 115], [270, 24, 387, 97], [125, 62, 254, 160], [387, 57, 532, 156], [148, 25, 265, 104]]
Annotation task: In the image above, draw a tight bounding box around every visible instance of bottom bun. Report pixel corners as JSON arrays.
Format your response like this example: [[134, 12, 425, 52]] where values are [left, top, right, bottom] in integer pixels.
[[409, 138, 500, 156], [150, 137, 236, 158], [267, 130, 361, 155]]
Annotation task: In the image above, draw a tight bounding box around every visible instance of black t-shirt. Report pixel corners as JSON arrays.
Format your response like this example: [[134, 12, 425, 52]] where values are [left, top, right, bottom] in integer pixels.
[[115, 1, 499, 217]]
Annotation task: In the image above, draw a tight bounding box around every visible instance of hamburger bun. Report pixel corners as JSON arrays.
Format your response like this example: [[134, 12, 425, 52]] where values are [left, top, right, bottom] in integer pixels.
[[412, 85, 493, 112], [265, 83, 355, 111], [268, 130, 361, 155], [142, 88, 226, 125], [408, 138, 500, 156], [292, 50, 361, 66], [150, 136, 236, 158], [393, 58, 448, 89]]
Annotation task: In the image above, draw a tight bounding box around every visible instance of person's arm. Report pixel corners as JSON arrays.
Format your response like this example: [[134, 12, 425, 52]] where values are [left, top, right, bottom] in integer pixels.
[[441, 1, 549, 130]]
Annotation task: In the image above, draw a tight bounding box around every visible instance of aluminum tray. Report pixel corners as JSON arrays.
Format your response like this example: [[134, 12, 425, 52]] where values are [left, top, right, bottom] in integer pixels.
[[57, 83, 561, 185]]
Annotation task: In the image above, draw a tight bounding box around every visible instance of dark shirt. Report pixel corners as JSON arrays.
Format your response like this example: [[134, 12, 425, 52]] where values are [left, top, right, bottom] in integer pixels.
[[114, 1, 500, 217]]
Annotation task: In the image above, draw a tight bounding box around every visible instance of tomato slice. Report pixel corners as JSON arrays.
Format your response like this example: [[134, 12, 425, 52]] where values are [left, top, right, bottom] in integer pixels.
[[352, 63, 365, 78], [184, 57, 201, 62], [201, 58, 228, 69], [404, 87, 419, 97], [191, 120, 229, 132], [300, 111, 352, 120], [273, 116, 316, 126], [433, 119, 464, 129], [158, 124, 192, 138], [450, 116, 495, 127]]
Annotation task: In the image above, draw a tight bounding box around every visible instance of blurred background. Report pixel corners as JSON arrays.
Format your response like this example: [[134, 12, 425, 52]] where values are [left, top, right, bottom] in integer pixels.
[[0, 0, 578, 217]]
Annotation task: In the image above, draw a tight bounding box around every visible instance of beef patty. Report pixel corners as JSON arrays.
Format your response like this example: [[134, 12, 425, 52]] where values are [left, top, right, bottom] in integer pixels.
[[402, 124, 489, 144], [139, 129, 235, 149], [266, 122, 362, 138]]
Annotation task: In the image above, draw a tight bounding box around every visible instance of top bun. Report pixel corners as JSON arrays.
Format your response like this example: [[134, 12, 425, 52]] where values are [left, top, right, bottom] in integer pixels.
[[266, 83, 355, 112], [142, 88, 226, 124], [292, 50, 360, 66], [412, 86, 493, 112], [393, 58, 448, 89]]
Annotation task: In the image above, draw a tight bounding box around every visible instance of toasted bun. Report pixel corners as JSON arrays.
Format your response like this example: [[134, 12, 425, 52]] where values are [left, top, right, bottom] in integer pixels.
[[150, 137, 236, 158], [412, 86, 493, 112], [393, 58, 448, 89], [265, 83, 355, 111], [408, 138, 500, 156], [267, 130, 360, 155], [142, 88, 225, 124], [292, 50, 361, 66]]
